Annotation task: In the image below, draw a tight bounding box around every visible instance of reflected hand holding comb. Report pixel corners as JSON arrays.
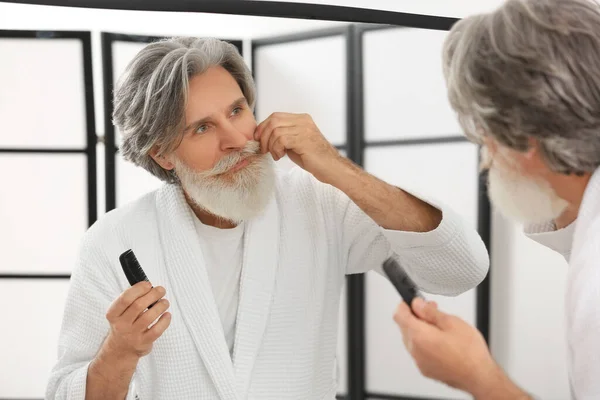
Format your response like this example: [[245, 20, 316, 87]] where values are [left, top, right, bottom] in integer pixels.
[[381, 257, 424, 315], [386, 257, 518, 399]]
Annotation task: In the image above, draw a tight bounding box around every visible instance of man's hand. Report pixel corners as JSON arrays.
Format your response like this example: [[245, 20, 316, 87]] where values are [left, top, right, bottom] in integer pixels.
[[393, 298, 531, 399], [86, 282, 171, 400], [103, 281, 171, 358], [254, 112, 342, 183], [255, 111, 442, 232]]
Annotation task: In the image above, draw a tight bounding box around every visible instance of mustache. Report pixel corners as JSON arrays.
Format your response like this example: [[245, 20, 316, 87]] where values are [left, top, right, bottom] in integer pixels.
[[207, 140, 262, 176]]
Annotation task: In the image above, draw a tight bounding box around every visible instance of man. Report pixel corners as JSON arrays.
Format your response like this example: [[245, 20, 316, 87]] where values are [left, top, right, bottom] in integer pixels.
[[46, 37, 488, 400], [393, 0, 600, 399]]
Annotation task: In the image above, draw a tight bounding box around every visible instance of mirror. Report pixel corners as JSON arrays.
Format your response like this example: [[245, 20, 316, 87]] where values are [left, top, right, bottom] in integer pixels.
[[3, 2, 558, 400]]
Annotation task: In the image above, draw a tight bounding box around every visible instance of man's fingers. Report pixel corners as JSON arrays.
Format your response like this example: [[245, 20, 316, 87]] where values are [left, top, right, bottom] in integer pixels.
[[270, 129, 300, 160], [144, 312, 172, 343], [412, 297, 450, 329], [267, 126, 295, 159], [258, 119, 292, 154], [133, 298, 170, 331], [253, 115, 270, 140], [121, 286, 167, 324], [393, 301, 419, 332], [106, 281, 152, 321], [394, 301, 432, 354], [254, 112, 299, 141]]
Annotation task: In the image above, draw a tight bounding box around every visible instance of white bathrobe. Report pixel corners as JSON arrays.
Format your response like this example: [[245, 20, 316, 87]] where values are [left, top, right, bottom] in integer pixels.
[[46, 166, 489, 400], [525, 167, 600, 400]]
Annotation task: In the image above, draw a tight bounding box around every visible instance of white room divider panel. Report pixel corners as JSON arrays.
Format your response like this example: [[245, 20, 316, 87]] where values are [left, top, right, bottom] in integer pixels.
[[0, 33, 94, 277], [361, 25, 482, 400], [253, 35, 347, 147], [0, 155, 87, 275], [0, 30, 96, 399], [0, 39, 87, 148], [253, 29, 350, 396], [0, 280, 71, 398], [363, 28, 460, 142], [364, 142, 478, 399]]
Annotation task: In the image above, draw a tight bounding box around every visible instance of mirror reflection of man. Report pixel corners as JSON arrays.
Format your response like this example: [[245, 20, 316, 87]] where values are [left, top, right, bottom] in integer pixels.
[[394, 0, 600, 399], [46, 37, 489, 399]]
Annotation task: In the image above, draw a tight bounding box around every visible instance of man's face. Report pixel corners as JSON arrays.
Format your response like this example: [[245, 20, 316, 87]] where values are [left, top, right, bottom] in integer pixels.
[[167, 66, 275, 222], [482, 138, 568, 225]]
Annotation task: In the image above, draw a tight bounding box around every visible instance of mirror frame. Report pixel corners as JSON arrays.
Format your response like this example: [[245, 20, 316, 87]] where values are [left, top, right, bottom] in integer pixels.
[[0, 3, 491, 400]]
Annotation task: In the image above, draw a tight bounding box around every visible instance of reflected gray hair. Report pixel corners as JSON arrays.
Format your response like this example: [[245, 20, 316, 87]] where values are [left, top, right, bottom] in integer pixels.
[[443, 0, 600, 174], [112, 37, 255, 182]]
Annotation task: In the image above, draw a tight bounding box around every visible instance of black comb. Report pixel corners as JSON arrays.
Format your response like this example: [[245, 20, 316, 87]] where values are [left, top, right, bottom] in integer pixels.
[[382, 257, 422, 312], [119, 249, 157, 308], [119, 249, 150, 286]]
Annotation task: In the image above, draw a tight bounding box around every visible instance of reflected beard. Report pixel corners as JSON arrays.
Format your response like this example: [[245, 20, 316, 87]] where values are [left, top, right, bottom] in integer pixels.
[[485, 148, 568, 225], [174, 141, 276, 223]]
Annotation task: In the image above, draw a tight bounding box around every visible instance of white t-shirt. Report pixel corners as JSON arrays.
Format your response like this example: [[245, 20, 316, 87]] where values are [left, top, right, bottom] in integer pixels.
[[193, 217, 245, 356]]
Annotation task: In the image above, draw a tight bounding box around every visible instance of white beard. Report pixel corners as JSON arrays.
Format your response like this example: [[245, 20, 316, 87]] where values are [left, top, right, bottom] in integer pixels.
[[483, 147, 569, 224], [173, 141, 276, 223]]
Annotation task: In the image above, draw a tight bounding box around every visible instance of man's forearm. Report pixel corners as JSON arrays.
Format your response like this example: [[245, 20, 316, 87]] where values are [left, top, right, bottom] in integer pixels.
[[322, 156, 442, 232], [86, 341, 139, 400], [470, 364, 532, 400]]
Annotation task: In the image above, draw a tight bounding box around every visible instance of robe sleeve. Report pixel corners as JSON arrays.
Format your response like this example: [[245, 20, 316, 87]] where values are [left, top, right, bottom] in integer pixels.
[[45, 225, 137, 400], [523, 220, 576, 261], [314, 174, 489, 296]]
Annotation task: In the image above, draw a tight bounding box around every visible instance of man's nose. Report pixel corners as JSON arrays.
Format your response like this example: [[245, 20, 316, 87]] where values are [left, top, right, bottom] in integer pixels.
[[220, 122, 249, 150]]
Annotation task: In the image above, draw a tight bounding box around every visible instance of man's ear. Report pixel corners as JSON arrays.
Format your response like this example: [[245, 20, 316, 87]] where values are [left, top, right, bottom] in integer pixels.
[[521, 137, 547, 172], [149, 146, 175, 170]]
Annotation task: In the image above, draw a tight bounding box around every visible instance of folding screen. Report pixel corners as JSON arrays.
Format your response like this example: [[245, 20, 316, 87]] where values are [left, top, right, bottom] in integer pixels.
[[0, 30, 96, 399], [360, 25, 489, 400]]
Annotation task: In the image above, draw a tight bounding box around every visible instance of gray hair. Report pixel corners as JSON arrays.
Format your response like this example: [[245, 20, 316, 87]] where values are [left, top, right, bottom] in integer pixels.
[[112, 37, 255, 182], [443, 0, 600, 174]]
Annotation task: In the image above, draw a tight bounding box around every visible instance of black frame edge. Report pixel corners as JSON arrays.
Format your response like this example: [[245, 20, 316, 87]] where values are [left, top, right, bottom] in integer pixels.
[[0, 274, 71, 279], [0, 0, 460, 30], [101, 32, 117, 212], [81, 31, 98, 227], [346, 24, 366, 400], [476, 168, 492, 344], [367, 393, 460, 400], [252, 25, 348, 47]]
